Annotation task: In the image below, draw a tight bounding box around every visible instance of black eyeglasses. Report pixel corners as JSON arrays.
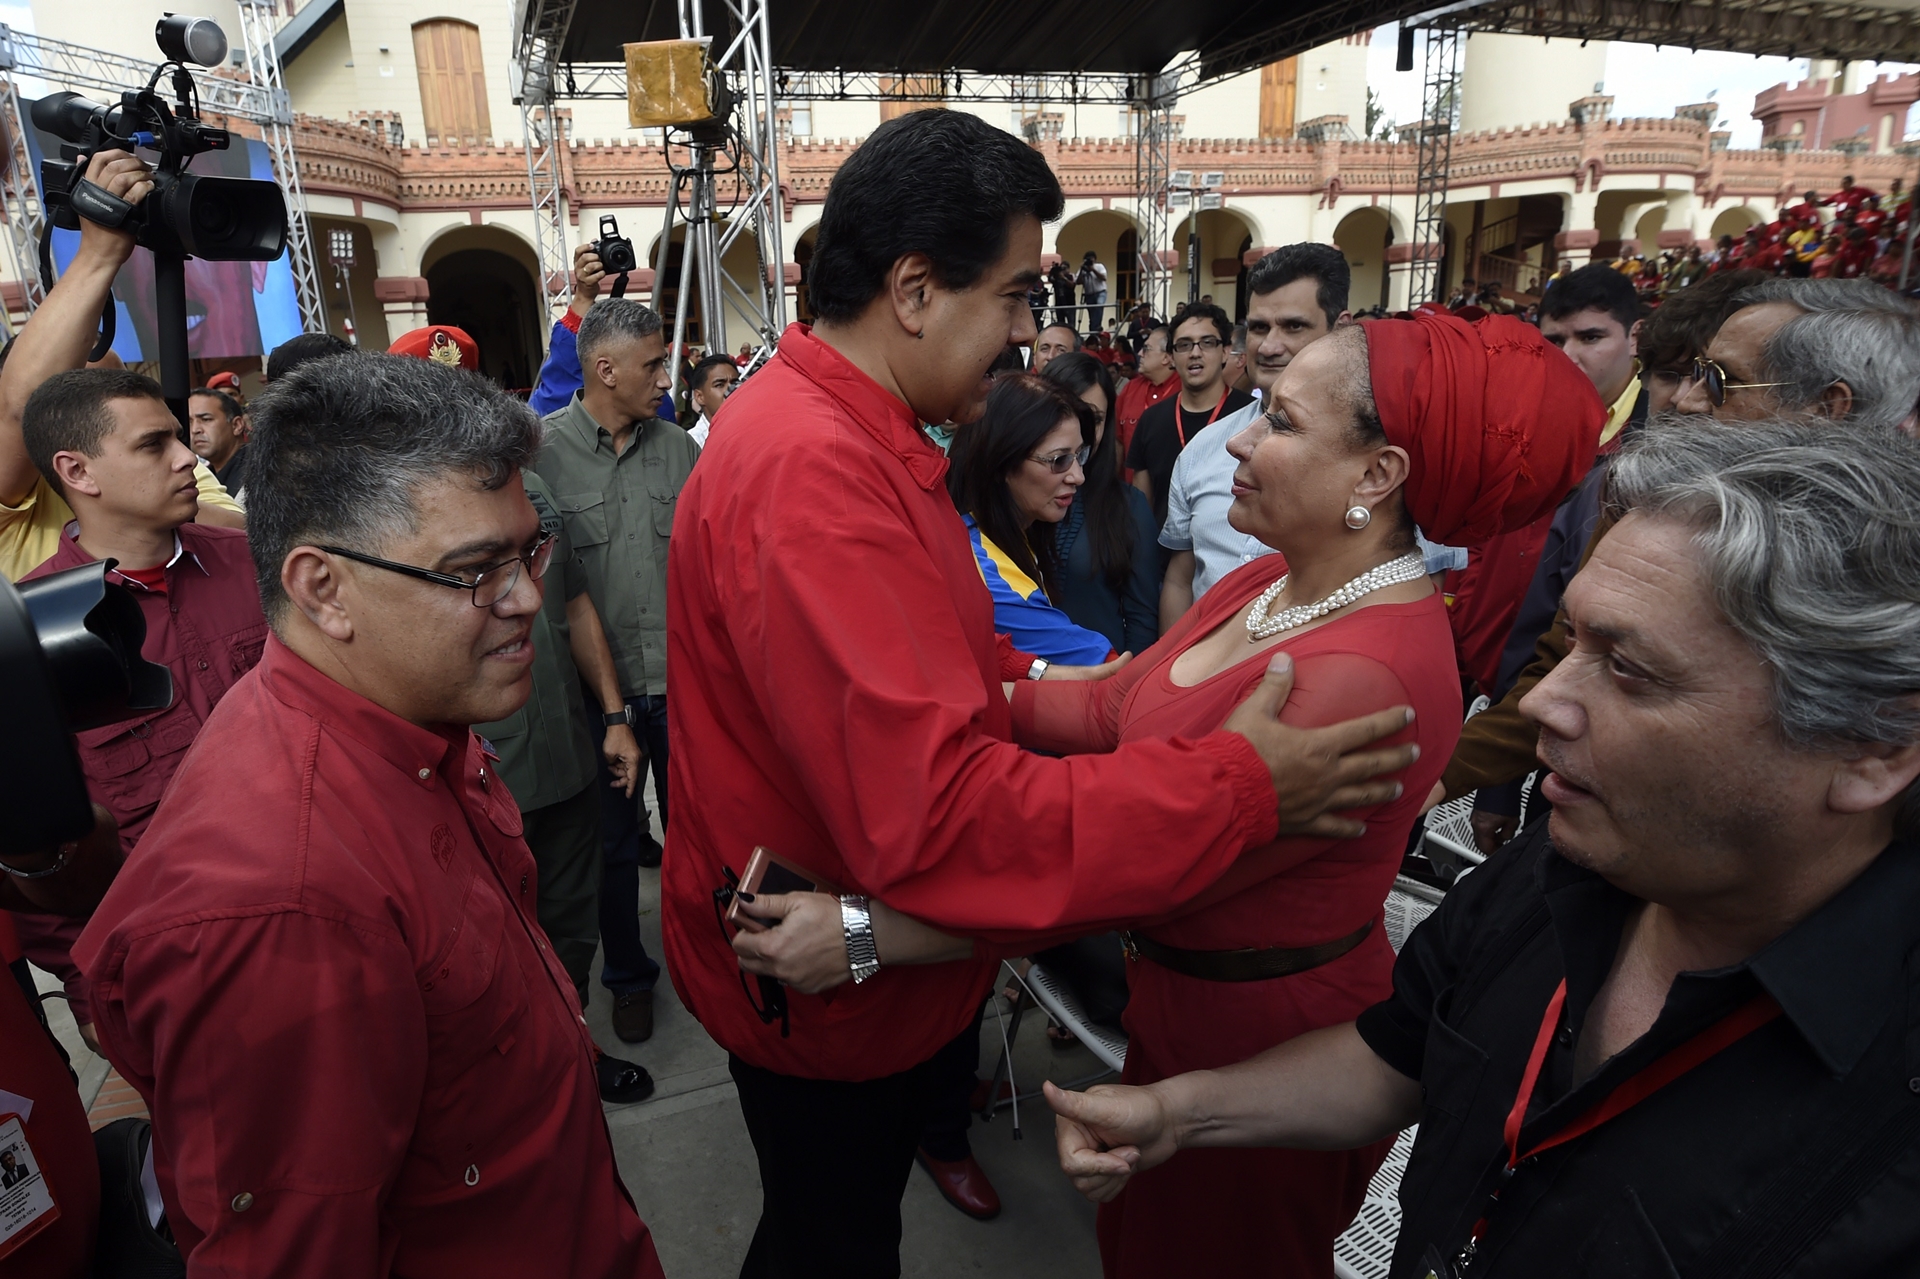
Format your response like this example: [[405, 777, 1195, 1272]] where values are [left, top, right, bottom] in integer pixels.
[[1028, 445, 1090, 475], [1690, 357, 1793, 408], [1170, 336, 1225, 354], [320, 533, 556, 608]]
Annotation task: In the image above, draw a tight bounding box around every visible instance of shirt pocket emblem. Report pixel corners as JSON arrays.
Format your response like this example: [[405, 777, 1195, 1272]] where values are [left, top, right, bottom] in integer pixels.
[[431, 823, 457, 871]]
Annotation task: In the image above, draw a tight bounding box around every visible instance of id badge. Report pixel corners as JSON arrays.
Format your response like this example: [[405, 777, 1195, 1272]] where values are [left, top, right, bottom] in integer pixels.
[[0, 1112, 60, 1261]]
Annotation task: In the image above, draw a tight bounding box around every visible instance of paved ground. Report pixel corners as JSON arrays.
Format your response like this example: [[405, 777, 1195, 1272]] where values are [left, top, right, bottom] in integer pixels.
[[591, 856, 1107, 1279], [38, 775, 1109, 1278]]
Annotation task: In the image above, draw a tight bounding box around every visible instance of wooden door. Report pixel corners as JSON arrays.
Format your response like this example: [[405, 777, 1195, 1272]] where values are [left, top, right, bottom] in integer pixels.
[[1259, 59, 1297, 140], [414, 20, 491, 144]]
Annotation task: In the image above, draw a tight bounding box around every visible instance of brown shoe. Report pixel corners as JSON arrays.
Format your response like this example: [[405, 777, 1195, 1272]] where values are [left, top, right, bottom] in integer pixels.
[[916, 1148, 1001, 1221], [612, 990, 654, 1043]]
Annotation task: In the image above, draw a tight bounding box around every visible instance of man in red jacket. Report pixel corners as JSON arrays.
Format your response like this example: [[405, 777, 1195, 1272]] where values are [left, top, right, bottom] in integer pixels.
[[662, 107, 1421, 1278], [15, 369, 268, 1050], [74, 355, 664, 1278]]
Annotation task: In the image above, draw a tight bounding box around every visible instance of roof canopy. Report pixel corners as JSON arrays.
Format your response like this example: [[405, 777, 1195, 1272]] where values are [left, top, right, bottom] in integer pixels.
[[551, 0, 1433, 83]]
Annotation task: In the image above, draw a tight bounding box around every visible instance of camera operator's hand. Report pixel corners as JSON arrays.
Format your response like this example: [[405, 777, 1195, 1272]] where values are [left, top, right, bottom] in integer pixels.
[[0, 803, 123, 917], [75, 149, 155, 268], [0, 149, 156, 508], [570, 242, 606, 320]]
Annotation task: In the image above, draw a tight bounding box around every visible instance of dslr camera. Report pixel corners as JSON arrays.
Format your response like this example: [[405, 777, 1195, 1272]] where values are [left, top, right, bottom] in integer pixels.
[[34, 15, 286, 263], [595, 214, 637, 296]]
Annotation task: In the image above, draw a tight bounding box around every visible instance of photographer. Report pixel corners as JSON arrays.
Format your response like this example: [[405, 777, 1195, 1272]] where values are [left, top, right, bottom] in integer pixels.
[[530, 240, 677, 423], [0, 150, 243, 583]]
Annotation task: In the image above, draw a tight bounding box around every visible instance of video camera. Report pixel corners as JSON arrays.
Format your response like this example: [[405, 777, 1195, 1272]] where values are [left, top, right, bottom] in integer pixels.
[[0, 565, 171, 857], [595, 214, 637, 297], [34, 16, 287, 264], [31, 16, 288, 421]]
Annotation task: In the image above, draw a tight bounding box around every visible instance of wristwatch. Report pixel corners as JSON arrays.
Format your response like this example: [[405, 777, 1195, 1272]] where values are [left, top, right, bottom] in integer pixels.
[[602, 706, 635, 727], [839, 894, 881, 984], [1027, 657, 1051, 681]]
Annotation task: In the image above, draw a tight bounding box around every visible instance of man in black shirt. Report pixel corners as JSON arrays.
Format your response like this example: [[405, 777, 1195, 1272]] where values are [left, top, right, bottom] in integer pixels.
[[1125, 302, 1252, 525], [1050, 418, 1920, 1278]]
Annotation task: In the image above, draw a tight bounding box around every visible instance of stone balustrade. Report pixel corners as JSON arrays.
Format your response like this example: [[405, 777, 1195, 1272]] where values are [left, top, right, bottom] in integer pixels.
[[284, 110, 1919, 218]]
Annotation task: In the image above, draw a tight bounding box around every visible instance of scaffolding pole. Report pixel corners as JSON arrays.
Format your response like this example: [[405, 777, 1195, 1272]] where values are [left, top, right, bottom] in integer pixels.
[[1408, 25, 1460, 305], [1133, 67, 1183, 321], [0, 21, 323, 329], [236, 0, 325, 335]]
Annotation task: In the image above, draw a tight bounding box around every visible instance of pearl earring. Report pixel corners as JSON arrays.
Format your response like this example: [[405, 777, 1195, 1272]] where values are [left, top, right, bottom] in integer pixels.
[[1344, 505, 1372, 530]]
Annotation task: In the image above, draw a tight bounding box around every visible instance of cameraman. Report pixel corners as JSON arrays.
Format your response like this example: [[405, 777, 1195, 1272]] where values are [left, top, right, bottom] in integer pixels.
[[0, 150, 243, 583], [529, 241, 677, 423]]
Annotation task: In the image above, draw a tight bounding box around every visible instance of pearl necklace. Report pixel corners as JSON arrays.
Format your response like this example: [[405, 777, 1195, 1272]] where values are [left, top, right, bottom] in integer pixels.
[[1244, 551, 1429, 641]]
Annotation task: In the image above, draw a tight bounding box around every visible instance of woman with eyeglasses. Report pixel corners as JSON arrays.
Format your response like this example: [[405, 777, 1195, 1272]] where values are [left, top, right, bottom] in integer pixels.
[[947, 373, 1116, 668], [1040, 353, 1162, 658], [733, 312, 1602, 1277]]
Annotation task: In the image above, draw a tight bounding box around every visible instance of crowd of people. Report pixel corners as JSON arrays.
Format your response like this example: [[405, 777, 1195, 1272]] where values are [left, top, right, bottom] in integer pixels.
[[7, 105, 1920, 1279]]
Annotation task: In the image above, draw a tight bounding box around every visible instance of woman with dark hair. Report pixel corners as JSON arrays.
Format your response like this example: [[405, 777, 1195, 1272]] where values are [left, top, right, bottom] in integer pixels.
[[948, 373, 1114, 666], [1041, 353, 1160, 656]]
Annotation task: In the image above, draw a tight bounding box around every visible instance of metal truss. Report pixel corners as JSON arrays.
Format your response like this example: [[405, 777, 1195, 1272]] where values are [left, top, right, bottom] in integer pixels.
[[0, 21, 324, 328], [1436, 0, 1920, 63], [236, 0, 325, 335], [520, 103, 570, 319], [1134, 73, 1179, 321], [1408, 24, 1460, 305]]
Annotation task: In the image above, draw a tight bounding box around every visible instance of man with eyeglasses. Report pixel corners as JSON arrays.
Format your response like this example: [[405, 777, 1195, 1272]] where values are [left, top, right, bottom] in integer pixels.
[[1126, 301, 1252, 525], [14, 368, 268, 1055], [533, 297, 695, 1048], [1436, 277, 1920, 831], [72, 354, 667, 1277]]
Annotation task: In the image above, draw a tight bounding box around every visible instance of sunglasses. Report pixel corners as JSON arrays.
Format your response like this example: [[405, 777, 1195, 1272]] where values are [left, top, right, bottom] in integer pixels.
[[1690, 357, 1794, 408], [1028, 445, 1090, 475]]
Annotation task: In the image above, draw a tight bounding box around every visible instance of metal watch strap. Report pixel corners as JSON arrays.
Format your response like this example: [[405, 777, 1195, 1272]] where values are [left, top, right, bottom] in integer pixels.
[[1027, 657, 1050, 681], [840, 894, 881, 983], [0, 844, 71, 880]]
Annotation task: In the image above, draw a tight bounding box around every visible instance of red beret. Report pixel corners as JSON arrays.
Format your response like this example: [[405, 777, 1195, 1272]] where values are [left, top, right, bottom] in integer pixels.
[[205, 370, 241, 391], [1361, 311, 1602, 545], [388, 325, 479, 370]]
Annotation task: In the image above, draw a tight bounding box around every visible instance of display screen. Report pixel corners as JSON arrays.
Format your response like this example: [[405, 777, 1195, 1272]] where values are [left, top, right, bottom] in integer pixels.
[[25, 97, 303, 363]]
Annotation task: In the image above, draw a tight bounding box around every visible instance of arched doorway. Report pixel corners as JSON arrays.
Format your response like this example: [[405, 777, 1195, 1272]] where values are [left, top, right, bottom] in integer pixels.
[[1334, 208, 1392, 314], [1115, 229, 1138, 312], [1174, 208, 1257, 313], [1054, 209, 1141, 331], [1710, 206, 1764, 243], [421, 226, 542, 391], [1233, 235, 1253, 321], [647, 221, 770, 356]]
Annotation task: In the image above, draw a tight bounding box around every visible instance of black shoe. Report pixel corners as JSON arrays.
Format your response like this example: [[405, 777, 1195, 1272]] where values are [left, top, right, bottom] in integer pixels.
[[597, 1054, 655, 1104], [637, 839, 664, 869], [613, 989, 655, 1043]]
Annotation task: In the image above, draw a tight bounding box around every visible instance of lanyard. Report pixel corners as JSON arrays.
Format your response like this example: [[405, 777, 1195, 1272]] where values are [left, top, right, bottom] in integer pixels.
[[1459, 978, 1782, 1266], [1173, 391, 1230, 447]]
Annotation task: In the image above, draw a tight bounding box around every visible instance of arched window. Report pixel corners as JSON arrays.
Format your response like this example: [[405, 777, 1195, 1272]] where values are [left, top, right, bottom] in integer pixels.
[[413, 19, 491, 143]]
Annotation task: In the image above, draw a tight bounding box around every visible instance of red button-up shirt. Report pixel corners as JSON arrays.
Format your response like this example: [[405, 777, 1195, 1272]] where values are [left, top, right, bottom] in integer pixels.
[[74, 637, 664, 1279], [662, 324, 1279, 1081], [23, 523, 268, 854]]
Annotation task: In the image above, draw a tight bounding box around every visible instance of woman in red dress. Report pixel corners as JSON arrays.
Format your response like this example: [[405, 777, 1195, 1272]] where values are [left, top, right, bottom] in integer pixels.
[[736, 312, 1601, 1277]]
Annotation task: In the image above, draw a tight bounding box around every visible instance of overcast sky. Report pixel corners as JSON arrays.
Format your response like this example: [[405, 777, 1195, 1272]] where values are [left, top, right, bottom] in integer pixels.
[[1366, 25, 1918, 149]]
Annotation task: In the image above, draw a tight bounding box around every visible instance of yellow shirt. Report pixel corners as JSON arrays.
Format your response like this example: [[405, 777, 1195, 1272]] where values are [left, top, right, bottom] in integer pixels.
[[0, 460, 240, 583], [1598, 364, 1641, 450]]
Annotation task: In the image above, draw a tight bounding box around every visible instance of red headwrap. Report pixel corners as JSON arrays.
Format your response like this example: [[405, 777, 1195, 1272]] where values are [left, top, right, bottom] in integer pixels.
[[1361, 311, 1602, 545], [388, 325, 480, 371]]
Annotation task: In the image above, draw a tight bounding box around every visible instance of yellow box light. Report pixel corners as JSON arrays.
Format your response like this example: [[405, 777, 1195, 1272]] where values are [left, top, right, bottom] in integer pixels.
[[626, 38, 714, 128]]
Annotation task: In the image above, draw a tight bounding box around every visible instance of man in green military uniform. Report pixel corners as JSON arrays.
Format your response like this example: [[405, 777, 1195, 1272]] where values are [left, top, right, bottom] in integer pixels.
[[532, 298, 697, 1047], [475, 467, 654, 1103]]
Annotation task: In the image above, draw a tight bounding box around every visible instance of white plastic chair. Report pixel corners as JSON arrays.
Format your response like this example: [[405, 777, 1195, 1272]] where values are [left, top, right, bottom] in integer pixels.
[[1333, 876, 1446, 1278]]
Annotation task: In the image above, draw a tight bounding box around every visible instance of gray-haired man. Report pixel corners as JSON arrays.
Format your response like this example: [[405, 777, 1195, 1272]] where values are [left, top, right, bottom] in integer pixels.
[[1054, 418, 1920, 1277], [74, 354, 665, 1276], [533, 298, 694, 1046]]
